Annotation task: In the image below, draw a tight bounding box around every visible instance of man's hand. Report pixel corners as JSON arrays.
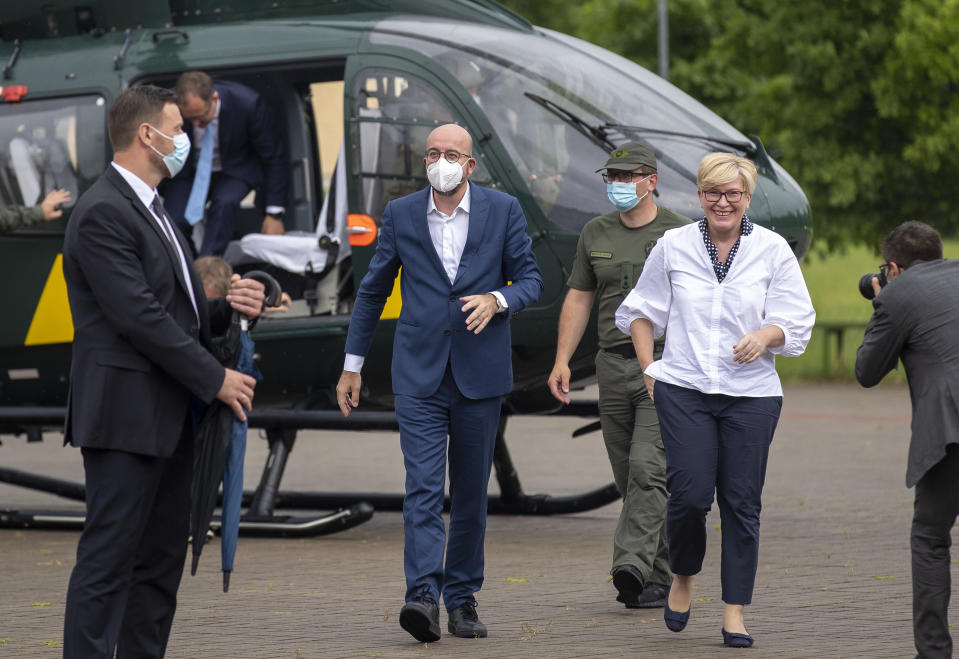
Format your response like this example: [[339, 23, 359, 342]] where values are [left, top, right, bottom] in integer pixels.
[[871, 275, 883, 298], [336, 370, 361, 417], [547, 362, 572, 405], [41, 189, 72, 220], [226, 274, 265, 320], [261, 214, 285, 235], [265, 291, 292, 313], [217, 368, 257, 422], [460, 293, 499, 334]]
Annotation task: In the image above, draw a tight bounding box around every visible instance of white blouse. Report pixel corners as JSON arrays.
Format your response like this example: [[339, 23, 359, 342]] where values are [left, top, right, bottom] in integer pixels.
[[615, 221, 815, 396]]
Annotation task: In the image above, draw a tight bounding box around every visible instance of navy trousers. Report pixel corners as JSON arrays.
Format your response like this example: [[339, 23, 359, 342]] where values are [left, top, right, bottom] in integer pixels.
[[912, 443, 959, 659], [653, 381, 781, 605], [63, 424, 192, 658], [162, 171, 250, 257], [394, 365, 501, 611]]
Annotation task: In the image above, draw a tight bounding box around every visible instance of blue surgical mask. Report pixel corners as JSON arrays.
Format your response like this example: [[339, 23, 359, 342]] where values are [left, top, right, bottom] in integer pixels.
[[606, 176, 651, 212], [148, 125, 191, 177]]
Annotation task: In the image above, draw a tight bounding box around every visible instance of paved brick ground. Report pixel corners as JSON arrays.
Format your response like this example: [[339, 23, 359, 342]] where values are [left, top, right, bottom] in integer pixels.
[[1, 382, 955, 657]]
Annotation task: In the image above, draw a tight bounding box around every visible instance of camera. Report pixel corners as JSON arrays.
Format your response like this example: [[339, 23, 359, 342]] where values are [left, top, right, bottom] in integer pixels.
[[858, 271, 887, 300]]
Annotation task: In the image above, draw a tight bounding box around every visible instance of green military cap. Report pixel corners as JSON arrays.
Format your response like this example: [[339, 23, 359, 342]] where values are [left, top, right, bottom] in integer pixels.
[[596, 141, 657, 172]]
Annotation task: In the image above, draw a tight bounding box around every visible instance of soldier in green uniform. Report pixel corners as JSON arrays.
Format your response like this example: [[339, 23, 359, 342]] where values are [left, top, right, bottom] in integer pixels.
[[0, 189, 71, 232], [548, 142, 689, 608]]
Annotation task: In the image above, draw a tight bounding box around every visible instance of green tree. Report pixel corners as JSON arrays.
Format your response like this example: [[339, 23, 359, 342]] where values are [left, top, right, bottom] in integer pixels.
[[501, 0, 959, 249]]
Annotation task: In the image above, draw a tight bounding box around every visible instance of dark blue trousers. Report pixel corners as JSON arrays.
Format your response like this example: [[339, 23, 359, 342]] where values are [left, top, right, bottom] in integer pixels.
[[654, 381, 781, 605], [162, 171, 250, 257], [394, 365, 501, 611]]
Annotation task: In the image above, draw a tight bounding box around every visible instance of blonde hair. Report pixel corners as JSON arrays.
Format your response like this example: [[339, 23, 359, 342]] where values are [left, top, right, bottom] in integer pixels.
[[697, 152, 757, 195], [194, 256, 233, 297]]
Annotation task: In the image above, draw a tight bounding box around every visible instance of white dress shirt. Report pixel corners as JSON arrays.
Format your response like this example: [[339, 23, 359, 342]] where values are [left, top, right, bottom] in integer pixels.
[[428, 184, 471, 283], [112, 162, 200, 322], [615, 221, 815, 396], [343, 186, 507, 374]]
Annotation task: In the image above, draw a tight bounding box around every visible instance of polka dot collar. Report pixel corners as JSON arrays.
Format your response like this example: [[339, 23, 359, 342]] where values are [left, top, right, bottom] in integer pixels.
[[698, 215, 754, 283]]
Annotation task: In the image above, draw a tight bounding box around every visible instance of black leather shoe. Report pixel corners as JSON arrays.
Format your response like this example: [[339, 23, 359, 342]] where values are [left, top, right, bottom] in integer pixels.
[[722, 628, 754, 648], [611, 564, 645, 607], [399, 596, 441, 642], [447, 601, 488, 638], [633, 582, 668, 609]]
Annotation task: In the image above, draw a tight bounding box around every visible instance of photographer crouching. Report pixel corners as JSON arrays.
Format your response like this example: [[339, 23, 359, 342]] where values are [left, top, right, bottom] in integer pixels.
[[855, 221, 959, 659]]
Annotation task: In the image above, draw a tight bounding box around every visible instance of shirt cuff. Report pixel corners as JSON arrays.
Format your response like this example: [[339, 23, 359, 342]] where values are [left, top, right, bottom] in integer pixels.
[[490, 291, 508, 314], [343, 353, 364, 373], [265, 206, 285, 216]]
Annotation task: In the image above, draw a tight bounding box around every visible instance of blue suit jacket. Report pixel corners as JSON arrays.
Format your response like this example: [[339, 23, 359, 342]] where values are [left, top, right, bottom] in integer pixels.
[[172, 80, 289, 209], [345, 183, 543, 399]]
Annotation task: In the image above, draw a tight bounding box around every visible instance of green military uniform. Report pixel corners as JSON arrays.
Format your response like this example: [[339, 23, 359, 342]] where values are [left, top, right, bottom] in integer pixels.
[[0, 204, 45, 233], [567, 205, 689, 587]]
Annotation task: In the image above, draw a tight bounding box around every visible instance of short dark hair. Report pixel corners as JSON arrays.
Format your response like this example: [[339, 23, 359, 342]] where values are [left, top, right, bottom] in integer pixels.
[[108, 85, 177, 150], [175, 70, 215, 104], [882, 221, 943, 269]]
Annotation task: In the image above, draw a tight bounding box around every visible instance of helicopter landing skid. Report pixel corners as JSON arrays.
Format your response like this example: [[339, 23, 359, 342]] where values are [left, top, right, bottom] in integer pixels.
[[0, 402, 620, 535], [0, 464, 374, 537], [244, 407, 621, 517]]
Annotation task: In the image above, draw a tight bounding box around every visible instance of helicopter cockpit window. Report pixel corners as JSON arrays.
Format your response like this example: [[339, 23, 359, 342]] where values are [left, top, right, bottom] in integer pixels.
[[0, 95, 105, 227], [352, 70, 495, 220], [371, 22, 755, 231]]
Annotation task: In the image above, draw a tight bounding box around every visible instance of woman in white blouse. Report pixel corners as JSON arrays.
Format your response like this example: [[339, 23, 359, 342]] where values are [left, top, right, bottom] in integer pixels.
[[614, 152, 815, 649]]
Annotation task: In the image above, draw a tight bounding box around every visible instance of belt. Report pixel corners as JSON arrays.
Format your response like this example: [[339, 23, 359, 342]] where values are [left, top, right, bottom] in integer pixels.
[[603, 343, 636, 359]]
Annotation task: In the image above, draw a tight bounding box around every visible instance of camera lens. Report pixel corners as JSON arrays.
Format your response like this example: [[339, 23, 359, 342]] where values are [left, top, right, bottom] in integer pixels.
[[859, 273, 879, 300]]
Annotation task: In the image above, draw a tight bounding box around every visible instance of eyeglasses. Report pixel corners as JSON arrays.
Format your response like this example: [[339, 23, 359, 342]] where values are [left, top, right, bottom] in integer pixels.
[[702, 189, 745, 203], [602, 171, 652, 184], [425, 149, 471, 163]]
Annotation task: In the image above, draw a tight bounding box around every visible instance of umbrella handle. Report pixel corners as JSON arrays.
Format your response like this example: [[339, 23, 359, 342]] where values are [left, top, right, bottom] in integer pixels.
[[241, 270, 282, 308]]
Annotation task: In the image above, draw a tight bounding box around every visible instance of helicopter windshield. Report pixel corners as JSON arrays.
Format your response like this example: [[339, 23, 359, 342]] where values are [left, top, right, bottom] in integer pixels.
[[371, 20, 754, 230]]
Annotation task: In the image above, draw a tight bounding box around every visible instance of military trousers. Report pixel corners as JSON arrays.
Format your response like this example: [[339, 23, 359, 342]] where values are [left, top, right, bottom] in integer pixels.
[[595, 349, 671, 586]]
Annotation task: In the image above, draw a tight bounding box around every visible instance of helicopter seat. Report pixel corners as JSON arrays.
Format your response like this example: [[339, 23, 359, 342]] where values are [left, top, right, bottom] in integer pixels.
[[222, 143, 350, 314]]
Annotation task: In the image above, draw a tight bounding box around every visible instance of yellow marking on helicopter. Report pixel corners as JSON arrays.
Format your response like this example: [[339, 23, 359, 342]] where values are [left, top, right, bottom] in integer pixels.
[[381, 269, 402, 320], [25, 254, 74, 346]]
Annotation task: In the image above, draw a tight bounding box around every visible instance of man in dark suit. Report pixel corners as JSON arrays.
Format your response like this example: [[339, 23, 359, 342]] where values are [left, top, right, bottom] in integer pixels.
[[62, 85, 265, 658], [856, 221, 959, 659], [336, 124, 542, 642], [160, 70, 288, 256]]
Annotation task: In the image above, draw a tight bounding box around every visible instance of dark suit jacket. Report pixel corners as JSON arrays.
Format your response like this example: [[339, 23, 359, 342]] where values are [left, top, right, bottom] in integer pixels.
[[171, 80, 288, 209], [345, 183, 543, 399], [62, 165, 229, 457], [855, 258, 959, 486]]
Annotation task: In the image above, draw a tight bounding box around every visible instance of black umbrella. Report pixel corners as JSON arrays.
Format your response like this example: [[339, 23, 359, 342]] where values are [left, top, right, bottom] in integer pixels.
[[190, 270, 280, 583]]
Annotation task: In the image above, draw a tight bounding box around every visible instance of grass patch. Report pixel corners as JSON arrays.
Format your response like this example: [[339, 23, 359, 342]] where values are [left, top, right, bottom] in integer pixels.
[[776, 239, 959, 382]]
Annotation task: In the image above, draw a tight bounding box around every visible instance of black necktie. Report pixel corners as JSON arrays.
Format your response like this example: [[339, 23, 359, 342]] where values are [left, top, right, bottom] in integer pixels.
[[150, 194, 178, 247]]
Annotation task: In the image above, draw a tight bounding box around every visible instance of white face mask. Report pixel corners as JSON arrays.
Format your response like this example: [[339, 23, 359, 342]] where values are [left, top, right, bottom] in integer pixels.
[[147, 125, 191, 177], [426, 158, 465, 193]]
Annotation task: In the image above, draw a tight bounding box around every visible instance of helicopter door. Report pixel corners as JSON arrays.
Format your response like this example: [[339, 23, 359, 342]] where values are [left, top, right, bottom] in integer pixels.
[[343, 63, 505, 302]]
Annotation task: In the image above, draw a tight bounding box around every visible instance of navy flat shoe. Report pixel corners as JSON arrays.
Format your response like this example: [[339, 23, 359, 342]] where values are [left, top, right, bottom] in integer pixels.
[[721, 628, 754, 648], [663, 602, 690, 632]]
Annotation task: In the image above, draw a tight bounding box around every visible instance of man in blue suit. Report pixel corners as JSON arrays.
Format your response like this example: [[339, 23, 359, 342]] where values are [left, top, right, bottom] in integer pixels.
[[160, 71, 289, 256], [337, 124, 542, 642]]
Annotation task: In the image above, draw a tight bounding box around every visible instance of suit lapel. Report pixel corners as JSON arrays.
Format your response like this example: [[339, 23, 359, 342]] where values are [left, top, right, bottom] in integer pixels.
[[105, 167, 193, 301], [409, 186, 449, 283], [453, 182, 487, 286]]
